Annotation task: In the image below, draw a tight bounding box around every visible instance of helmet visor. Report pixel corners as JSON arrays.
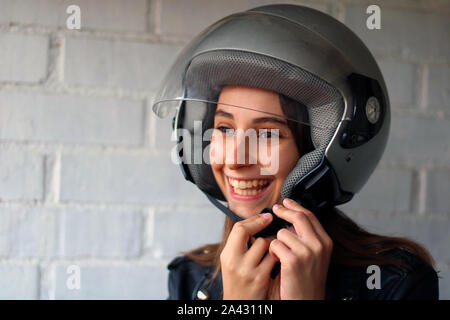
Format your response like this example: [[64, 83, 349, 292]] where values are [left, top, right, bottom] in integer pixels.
[[155, 96, 341, 179], [153, 97, 340, 131]]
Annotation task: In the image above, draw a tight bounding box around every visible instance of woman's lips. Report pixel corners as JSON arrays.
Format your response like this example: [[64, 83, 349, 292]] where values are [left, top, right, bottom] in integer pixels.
[[227, 177, 273, 201]]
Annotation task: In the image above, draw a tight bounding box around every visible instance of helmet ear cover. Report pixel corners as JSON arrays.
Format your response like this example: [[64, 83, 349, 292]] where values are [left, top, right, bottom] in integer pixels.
[[340, 73, 387, 149]]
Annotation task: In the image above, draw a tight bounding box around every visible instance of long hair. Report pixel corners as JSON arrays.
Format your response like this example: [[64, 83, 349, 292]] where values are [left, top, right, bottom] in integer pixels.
[[182, 93, 436, 291]]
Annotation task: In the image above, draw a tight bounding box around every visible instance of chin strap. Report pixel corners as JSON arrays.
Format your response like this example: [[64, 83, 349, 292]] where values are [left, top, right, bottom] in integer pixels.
[[202, 190, 244, 222]]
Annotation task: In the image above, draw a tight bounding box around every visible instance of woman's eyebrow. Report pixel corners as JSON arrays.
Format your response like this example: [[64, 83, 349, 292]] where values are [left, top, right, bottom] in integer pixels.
[[214, 109, 234, 119], [215, 109, 289, 127]]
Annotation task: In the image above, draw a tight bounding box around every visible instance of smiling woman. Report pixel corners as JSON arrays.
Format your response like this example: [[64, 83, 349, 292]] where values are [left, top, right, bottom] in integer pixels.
[[175, 86, 437, 300], [153, 4, 439, 300], [210, 85, 301, 219]]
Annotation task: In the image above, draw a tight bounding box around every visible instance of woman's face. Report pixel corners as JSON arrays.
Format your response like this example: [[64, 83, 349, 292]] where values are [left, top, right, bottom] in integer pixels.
[[210, 85, 301, 219]]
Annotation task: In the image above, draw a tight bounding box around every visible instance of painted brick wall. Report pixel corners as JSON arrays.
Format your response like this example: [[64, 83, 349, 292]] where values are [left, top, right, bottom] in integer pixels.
[[0, 0, 448, 299]]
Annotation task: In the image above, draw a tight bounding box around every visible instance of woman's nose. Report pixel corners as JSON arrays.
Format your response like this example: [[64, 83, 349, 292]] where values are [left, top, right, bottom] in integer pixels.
[[225, 132, 258, 168]]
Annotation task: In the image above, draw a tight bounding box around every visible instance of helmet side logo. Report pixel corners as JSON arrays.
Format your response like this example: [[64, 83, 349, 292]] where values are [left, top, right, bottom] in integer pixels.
[[365, 96, 381, 124]]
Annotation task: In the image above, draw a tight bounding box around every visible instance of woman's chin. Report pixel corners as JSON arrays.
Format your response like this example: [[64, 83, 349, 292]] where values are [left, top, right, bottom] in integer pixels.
[[228, 202, 272, 219], [223, 185, 279, 218]]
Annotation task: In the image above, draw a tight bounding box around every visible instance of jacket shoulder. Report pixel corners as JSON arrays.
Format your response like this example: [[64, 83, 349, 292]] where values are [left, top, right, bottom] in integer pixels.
[[167, 255, 213, 300], [362, 247, 439, 300], [167, 255, 192, 270]]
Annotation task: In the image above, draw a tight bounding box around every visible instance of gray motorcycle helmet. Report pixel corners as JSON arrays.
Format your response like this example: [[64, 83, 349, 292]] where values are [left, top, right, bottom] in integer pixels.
[[152, 4, 390, 222]]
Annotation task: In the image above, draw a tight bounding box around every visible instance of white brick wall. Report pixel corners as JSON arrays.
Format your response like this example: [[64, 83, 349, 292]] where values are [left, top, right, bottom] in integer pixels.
[[0, 264, 39, 299], [0, 152, 44, 200], [0, 206, 59, 257], [0, 0, 448, 299], [0, 33, 48, 82], [59, 153, 206, 204], [51, 262, 168, 299], [65, 36, 182, 90], [0, 92, 145, 145], [0, 0, 148, 32]]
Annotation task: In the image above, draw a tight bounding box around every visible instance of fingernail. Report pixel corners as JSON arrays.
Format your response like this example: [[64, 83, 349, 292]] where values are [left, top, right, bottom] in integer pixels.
[[283, 198, 293, 205], [273, 204, 281, 210], [261, 213, 272, 219]]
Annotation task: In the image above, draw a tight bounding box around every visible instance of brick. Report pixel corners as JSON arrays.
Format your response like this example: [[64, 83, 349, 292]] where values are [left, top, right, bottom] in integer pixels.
[[382, 114, 450, 166], [59, 152, 206, 205], [378, 59, 417, 109], [0, 33, 48, 83], [159, 0, 328, 37], [0, 207, 59, 258], [436, 263, 450, 300], [52, 264, 167, 299], [427, 64, 450, 111], [425, 169, 450, 214], [0, 92, 144, 146], [61, 209, 142, 258], [338, 167, 413, 213], [0, 152, 44, 201], [65, 37, 182, 90], [0, 0, 147, 32], [348, 214, 450, 264], [150, 206, 224, 259], [344, 6, 449, 60], [0, 264, 39, 299]]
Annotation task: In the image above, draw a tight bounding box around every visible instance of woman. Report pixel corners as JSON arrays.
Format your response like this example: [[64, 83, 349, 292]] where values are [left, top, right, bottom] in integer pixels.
[[152, 4, 439, 300]]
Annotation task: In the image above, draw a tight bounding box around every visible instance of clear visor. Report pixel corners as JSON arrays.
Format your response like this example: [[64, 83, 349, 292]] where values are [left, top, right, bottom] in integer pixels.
[[158, 97, 315, 177], [153, 97, 340, 131]]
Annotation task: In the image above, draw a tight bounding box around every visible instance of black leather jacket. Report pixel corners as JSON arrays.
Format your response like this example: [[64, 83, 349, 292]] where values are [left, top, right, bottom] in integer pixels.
[[167, 247, 439, 300]]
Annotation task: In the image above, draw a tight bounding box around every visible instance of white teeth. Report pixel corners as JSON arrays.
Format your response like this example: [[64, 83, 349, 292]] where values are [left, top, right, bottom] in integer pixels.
[[228, 177, 269, 190], [234, 188, 264, 196], [228, 176, 270, 196]]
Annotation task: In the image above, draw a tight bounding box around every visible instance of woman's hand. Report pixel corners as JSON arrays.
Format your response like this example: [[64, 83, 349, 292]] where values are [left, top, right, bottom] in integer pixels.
[[268, 198, 333, 300], [220, 213, 279, 300]]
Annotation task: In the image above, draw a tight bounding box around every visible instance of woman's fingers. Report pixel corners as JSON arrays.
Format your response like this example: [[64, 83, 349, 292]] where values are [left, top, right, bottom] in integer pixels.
[[227, 213, 273, 254], [275, 228, 303, 251], [272, 203, 317, 240], [282, 198, 333, 251], [258, 248, 279, 274], [244, 237, 270, 267], [269, 238, 296, 268]]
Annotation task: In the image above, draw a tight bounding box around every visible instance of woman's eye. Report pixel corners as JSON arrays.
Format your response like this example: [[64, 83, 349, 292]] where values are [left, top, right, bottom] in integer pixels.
[[217, 126, 235, 135], [215, 127, 280, 139], [259, 129, 280, 139]]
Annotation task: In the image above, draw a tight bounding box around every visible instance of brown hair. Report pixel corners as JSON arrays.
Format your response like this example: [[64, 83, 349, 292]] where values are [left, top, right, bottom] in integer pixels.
[[182, 93, 436, 294]]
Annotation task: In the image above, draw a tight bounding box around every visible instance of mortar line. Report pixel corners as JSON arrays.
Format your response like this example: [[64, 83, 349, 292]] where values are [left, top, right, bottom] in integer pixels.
[[418, 168, 427, 216], [419, 63, 429, 111]]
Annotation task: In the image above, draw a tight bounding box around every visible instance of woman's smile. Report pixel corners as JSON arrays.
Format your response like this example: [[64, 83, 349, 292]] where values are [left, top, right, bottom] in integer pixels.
[[225, 175, 274, 200]]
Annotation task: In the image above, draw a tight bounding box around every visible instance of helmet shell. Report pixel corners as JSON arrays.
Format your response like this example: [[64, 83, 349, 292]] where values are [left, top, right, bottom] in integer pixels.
[[153, 4, 390, 205]]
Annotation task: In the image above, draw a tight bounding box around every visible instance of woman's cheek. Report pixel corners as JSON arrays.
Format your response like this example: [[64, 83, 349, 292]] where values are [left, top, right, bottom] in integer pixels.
[[209, 139, 224, 170], [279, 142, 300, 175], [258, 140, 281, 176]]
